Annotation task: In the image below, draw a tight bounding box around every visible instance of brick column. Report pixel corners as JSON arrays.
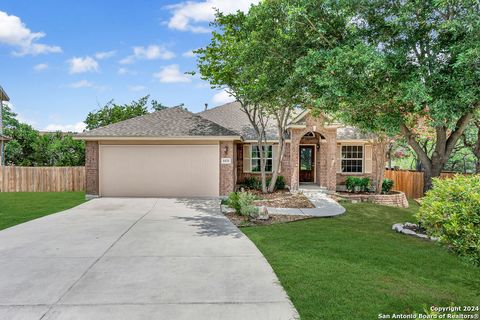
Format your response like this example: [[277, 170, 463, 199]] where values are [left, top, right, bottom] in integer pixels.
[[290, 131, 300, 191], [219, 141, 235, 196], [85, 141, 99, 198], [325, 129, 337, 191]]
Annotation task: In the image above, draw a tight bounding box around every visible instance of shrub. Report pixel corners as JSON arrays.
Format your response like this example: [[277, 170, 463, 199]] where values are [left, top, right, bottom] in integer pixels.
[[416, 175, 480, 265], [238, 191, 258, 218], [226, 192, 241, 212], [345, 176, 371, 192], [382, 178, 394, 194], [266, 175, 286, 190], [227, 191, 258, 219], [243, 177, 260, 189]]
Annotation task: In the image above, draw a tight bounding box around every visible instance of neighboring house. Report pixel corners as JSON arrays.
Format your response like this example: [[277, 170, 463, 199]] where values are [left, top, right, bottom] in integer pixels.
[[75, 102, 384, 198]]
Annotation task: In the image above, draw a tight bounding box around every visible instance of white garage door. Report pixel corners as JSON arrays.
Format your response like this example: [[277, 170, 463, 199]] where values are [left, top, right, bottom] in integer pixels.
[[99, 145, 219, 197]]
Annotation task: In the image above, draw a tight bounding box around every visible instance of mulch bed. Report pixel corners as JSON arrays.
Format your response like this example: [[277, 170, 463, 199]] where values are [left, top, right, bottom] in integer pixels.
[[224, 212, 312, 227], [244, 189, 315, 208]]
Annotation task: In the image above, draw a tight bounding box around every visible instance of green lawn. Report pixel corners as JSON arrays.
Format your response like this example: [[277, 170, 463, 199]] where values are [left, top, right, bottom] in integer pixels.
[[0, 192, 85, 230], [243, 201, 480, 320]]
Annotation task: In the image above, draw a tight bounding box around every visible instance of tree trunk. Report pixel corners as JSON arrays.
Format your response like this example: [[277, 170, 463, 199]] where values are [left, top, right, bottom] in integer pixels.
[[372, 138, 387, 194], [400, 112, 473, 193]]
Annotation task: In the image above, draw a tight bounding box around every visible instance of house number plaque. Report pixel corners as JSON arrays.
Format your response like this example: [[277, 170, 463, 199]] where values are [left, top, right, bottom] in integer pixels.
[[221, 158, 232, 164]]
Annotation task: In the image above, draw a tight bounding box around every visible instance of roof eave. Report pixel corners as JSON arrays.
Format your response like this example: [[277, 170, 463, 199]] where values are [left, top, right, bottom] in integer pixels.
[[73, 135, 244, 141], [0, 86, 9, 101]]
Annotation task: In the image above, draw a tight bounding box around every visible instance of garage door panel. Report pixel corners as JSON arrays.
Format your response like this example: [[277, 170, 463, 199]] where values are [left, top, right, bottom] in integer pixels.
[[100, 145, 219, 197]]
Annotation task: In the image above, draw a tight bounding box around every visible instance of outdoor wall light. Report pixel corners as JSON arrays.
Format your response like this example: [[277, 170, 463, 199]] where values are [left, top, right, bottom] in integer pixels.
[[316, 143, 320, 150], [224, 145, 229, 154]]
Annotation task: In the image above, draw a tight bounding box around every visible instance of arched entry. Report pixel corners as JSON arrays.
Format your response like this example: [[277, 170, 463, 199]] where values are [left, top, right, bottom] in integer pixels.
[[298, 131, 326, 184]]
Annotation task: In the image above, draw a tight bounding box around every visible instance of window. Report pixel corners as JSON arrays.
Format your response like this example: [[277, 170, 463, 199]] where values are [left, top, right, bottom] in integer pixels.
[[251, 145, 273, 172], [341, 145, 363, 173]]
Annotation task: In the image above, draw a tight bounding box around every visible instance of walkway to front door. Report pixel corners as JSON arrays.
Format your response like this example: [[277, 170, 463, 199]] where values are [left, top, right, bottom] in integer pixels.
[[299, 145, 315, 183]]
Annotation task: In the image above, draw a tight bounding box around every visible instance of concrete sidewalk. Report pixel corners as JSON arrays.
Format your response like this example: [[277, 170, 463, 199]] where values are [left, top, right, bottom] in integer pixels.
[[0, 198, 298, 320], [267, 188, 345, 217]]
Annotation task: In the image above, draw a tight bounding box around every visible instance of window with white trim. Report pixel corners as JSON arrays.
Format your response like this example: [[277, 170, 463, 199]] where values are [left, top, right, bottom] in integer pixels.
[[341, 145, 363, 173], [251, 145, 273, 172]]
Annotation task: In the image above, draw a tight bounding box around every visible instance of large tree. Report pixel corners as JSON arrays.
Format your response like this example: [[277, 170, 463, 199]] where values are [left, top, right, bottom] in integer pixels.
[[297, 0, 480, 191], [84, 95, 168, 130], [196, 10, 274, 193]]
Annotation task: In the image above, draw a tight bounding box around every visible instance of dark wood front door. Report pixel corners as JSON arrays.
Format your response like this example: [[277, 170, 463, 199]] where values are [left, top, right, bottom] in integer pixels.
[[299, 146, 315, 182]]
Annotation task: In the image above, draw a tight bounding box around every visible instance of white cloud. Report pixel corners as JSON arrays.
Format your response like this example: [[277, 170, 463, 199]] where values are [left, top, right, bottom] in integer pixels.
[[212, 89, 235, 105], [95, 50, 116, 59], [0, 11, 62, 56], [128, 85, 147, 92], [120, 45, 175, 64], [167, 0, 258, 33], [182, 49, 197, 58], [67, 80, 95, 88], [67, 56, 99, 74], [153, 64, 191, 83], [44, 122, 86, 133], [33, 63, 48, 71]]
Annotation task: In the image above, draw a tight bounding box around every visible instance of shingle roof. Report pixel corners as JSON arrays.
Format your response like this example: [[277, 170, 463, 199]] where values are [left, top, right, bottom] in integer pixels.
[[198, 101, 279, 140], [76, 107, 239, 138], [336, 126, 374, 140]]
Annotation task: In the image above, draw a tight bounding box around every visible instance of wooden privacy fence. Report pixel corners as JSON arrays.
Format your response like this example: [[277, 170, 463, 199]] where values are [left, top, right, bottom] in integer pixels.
[[0, 166, 85, 192], [384, 169, 469, 199]]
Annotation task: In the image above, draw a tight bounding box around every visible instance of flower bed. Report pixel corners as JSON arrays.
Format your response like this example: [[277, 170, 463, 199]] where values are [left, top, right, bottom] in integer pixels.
[[336, 191, 409, 208]]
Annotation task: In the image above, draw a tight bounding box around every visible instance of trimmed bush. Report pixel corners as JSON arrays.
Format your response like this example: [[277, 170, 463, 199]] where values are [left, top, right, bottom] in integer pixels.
[[382, 178, 394, 194], [416, 175, 480, 265], [345, 176, 371, 193]]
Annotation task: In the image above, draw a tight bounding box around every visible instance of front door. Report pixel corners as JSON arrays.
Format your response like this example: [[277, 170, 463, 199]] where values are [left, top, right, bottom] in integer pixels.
[[299, 146, 315, 182]]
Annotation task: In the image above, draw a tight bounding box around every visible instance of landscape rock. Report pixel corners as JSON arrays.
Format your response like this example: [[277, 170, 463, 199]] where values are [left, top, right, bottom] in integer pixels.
[[392, 223, 403, 232], [257, 206, 269, 220], [401, 228, 417, 236], [221, 205, 236, 214]]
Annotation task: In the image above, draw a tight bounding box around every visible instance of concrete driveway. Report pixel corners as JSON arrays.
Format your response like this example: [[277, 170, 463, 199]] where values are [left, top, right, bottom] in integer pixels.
[[0, 198, 298, 320]]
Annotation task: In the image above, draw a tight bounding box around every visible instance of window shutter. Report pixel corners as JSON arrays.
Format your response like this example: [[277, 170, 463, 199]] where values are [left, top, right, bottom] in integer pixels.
[[243, 144, 251, 173], [272, 144, 280, 173], [336, 145, 342, 173], [364, 144, 373, 173]]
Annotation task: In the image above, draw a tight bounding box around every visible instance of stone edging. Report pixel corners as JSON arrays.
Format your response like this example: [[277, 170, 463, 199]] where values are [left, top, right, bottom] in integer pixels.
[[336, 191, 409, 208], [392, 222, 438, 241]]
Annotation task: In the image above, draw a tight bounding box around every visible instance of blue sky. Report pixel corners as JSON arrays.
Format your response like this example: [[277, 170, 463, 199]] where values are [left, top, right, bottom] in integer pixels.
[[0, 0, 257, 131]]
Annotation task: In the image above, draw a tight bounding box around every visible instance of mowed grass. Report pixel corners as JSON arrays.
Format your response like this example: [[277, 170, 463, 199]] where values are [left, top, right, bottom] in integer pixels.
[[0, 192, 85, 230], [243, 201, 480, 320]]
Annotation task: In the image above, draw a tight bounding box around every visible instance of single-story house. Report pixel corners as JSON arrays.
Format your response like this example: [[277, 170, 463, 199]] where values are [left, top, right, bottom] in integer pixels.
[[75, 102, 385, 198]]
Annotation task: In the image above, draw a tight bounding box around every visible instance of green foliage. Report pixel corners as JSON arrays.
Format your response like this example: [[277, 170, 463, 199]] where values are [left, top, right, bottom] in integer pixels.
[[242, 175, 286, 191], [416, 175, 480, 265], [226, 191, 258, 219], [226, 192, 241, 213], [84, 96, 151, 130], [2, 104, 84, 166], [270, 175, 286, 190], [382, 179, 394, 194], [242, 177, 261, 190], [345, 176, 371, 193]]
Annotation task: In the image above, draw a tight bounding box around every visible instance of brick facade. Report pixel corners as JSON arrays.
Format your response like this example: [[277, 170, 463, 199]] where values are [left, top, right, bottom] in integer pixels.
[[290, 114, 337, 191], [336, 143, 384, 190], [236, 143, 292, 187], [85, 141, 99, 196], [219, 141, 236, 196]]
